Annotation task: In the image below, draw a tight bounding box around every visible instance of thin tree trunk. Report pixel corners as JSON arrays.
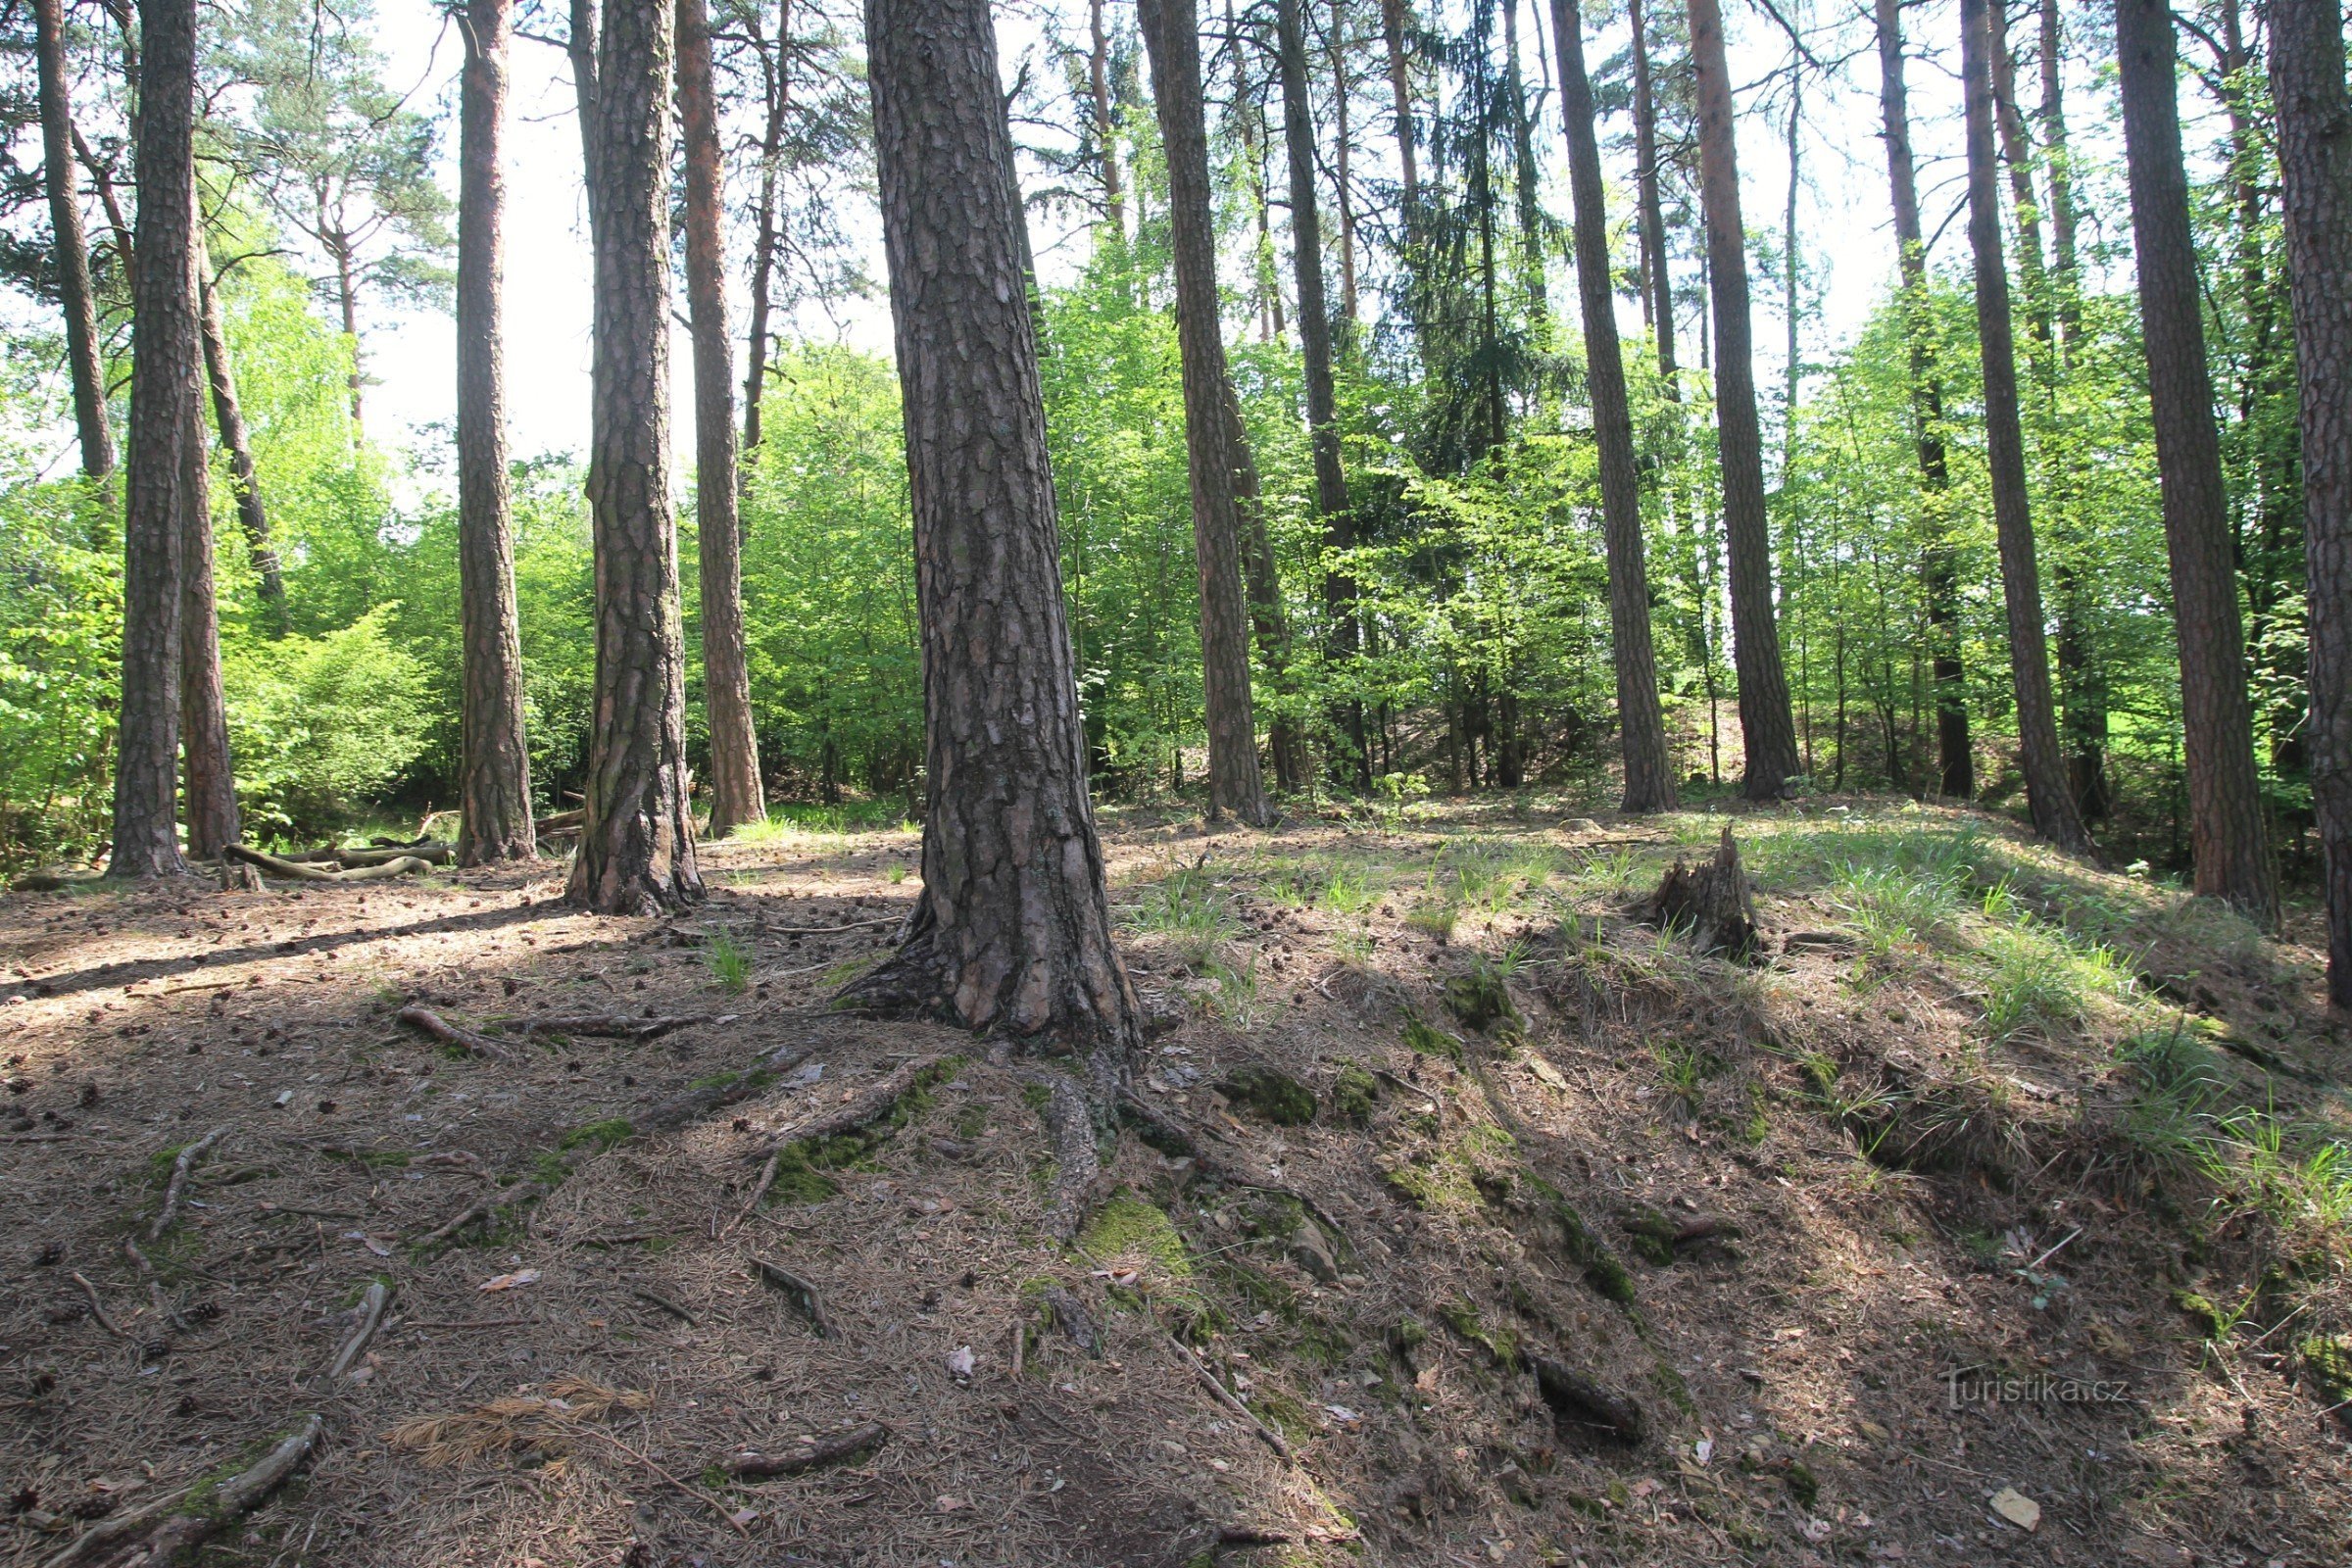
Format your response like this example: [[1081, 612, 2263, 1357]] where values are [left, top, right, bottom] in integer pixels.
[[1500, 0, 1548, 324], [2114, 0, 2276, 923], [1140, 0, 1271, 826], [1381, 0, 1420, 210], [194, 240, 288, 635], [455, 0, 535, 864], [850, 0, 1143, 1071], [1875, 0, 1969, 797], [679, 0, 764, 838], [1090, 0, 1125, 238], [1988, 1, 2051, 360], [331, 234, 365, 436], [1782, 82, 1799, 468], [1959, 0, 2091, 855], [178, 291, 237, 861], [1330, 0, 1358, 328], [567, 0, 703, 914], [1629, 0, 1677, 386], [741, 0, 790, 456], [569, 0, 602, 195], [2270, 0, 2352, 1004], [1225, 373, 1303, 790], [1686, 0, 1800, 800], [33, 0, 114, 481], [1551, 0, 1675, 812], [1276, 0, 1367, 789], [2036, 0, 2078, 346], [109, 0, 201, 882]]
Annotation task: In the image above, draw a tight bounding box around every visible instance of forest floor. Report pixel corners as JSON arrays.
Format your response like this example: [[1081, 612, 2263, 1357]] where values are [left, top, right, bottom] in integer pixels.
[[3, 796, 2351, 1568]]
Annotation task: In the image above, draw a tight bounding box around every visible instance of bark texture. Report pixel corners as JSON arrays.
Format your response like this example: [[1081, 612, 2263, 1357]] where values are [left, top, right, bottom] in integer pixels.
[[678, 0, 765, 838], [1274, 0, 1366, 788], [196, 249, 288, 634], [178, 325, 237, 862], [1875, 0, 1969, 797], [456, 0, 536, 865], [1686, 0, 1800, 800], [109, 0, 201, 882], [1959, 0, 2091, 856], [2114, 0, 2276, 923], [852, 0, 1143, 1069], [1138, 0, 1270, 825], [566, 0, 703, 914], [33, 0, 114, 480], [1628, 0, 1676, 382], [1550, 0, 1674, 812], [2268, 0, 2352, 1003], [740, 0, 791, 456]]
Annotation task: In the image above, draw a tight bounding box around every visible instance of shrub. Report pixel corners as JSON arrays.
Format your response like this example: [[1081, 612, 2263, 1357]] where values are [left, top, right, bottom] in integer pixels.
[[224, 606, 428, 840]]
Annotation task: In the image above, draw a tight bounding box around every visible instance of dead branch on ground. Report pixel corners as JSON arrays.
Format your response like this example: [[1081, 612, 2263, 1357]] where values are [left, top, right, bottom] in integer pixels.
[[323, 1281, 391, 1380], [395, 1005, 523, 1063], [88, 1415, 322, 1568], [725, 1421, 888, 1477], [149, 1126, 226, 1242], [752, 1257, 836, 1338]]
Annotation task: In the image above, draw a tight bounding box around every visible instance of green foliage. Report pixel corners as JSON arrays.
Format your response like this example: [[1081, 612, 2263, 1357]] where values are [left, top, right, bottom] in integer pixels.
[[222, 607, 427, 839], [703, 929, 753, 994]]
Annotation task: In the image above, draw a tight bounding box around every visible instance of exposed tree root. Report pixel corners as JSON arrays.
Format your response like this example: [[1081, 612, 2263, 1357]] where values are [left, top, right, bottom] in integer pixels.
[[1116, 1091, 1353, 1254], [488, 1011, 727, 1042], [224, 845, 431, 882], [1534, 1355, 1646, 1445], [150, 1126, 226, 1241], [1031, 1072, 1102, 1243], [84, 1414, 322, 1568], [423, 1174, 546, 1246], [1168, 1334, 1291, 1459], [635, 1041, 815, 1137], [725, 1420, 887, 1477]]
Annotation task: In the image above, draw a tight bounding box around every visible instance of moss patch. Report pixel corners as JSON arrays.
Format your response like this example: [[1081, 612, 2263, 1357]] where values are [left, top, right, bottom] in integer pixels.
[[1403, 1012, 1464, 1064], [1216, 1065, 1317, 1126], [1331, 1063, 1380, 1125]]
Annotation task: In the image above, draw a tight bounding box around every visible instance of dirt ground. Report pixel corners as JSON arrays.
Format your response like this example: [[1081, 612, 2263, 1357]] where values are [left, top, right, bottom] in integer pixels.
[[3, 797, 2350, 1568]]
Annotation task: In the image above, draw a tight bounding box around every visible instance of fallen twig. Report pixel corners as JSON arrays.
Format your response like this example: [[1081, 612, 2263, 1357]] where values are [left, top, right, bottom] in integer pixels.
[[629, 1285, 697, 1325], [1168, 1335, 1291, 1459], [395, 1005, 523, 1063], [34, 1484, 196, 1568], [98, 1414, 323, 1567], [324, 1280, 392, 1380], [70, 1272, 128, 1340], [395, 1317, 536, 1331], [120, 1238, 183, 1331], [488, 1012, 728, 1042], [752, 1256, 836, 1338], [725, 1420, 889, 1478], [151, 1125, 226, 1241], [637, 1041, 816, 1137], [423, 1173, 546, 1245], [574, 1424, 749, 1536]]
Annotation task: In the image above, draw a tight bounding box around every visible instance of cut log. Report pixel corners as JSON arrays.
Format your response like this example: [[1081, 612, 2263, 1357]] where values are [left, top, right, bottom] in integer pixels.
[[1642, 826, 1760, 957]]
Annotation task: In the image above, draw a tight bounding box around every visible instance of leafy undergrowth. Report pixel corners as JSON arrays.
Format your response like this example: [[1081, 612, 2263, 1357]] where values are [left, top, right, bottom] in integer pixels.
[[1, 794, 2347, 1566]]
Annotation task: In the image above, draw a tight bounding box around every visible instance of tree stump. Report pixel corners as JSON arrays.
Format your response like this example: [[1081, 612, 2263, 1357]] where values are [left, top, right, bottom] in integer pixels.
[[1642, 826, 1759, 957]]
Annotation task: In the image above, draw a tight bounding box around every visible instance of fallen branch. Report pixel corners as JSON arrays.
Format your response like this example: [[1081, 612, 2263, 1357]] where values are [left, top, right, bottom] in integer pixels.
[[99, 1415, 323, 1567], [752, 1257, 835, 1338], [224, 844, 430, 883], [151, 1126, 227, 1241], [1168, 1335, 1291, 1459], [70, 1272, 128, 1340], [324, 1281, 392, 1380], [423, 1174, 546, 1246], [120, 1238, 182, 1331], [395, 1005, 522, 1063], [629, 1285, 697, 1325], [726, 1420, 889, 1478], [335, 841, 452, 867], [730, 1054, 945, 1229], [34, 1485, 197, 1568], [488, 1012, 726, 1042], [637, 1042, 815, 1137]]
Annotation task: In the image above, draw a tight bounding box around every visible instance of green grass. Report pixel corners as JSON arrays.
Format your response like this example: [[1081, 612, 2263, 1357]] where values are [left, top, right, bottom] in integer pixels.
[[703, 928, 753, 993], [1128, 861, 1237, 967]]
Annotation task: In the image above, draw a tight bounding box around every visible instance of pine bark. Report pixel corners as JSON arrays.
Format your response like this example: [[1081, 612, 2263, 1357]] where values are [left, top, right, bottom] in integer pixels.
[[109, 0, 201, 882], [1275, 0, 1366, 789], [1329, 0, 1358, 327], [1381, 0, 1420, 209], [1139, 0, 1271, 826], [678, 0, 764, 838], [2114, 0, 2276, 923], [566, 0, 703, 914], [455, 0, 536, 865], [196, 249, 289, 635], [178, 312, 237, 861], [33, 0, 114, 481], [740, 0, 790, 456], [1875, 0, 1968, 797], [1550, 0, 1674, 812], [1959, 0, 2091, 856], [1089, 0, 1124, 237], [2268, 0, 2352, 1002], [850, 0, 1142, 1069], [1685, 0, 1799, 800]]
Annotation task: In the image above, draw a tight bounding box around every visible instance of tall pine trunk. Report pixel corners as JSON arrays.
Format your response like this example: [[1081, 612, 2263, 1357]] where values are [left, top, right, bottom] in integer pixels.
[[33, 0, 113, 481], [1139, 0, 1271, 826], [455, 0, 536, 865], [678, 0, 765, 838], [195, 241, 288, 634], [1686, 0, 1800, 800], [1959, 0, 2091, 856], [2115, 0, 2276, 923], [1275, 0, 1367, 789], [1090, 0, 1125, 237], [1629, 0, 1677, 382], [109, 0, 202, 882], [1551, 0, 1675, 812], [849, 0, 1142, 1069], [178, 311, 237, 861], [741, 0, 790, 456], [1875, 0, 1969, 797], [567, 0, 703, 914], [1500, 0, 1547, 324], [1329, 0, 1359, 327], [2267, 0, 2352, 1003], [1381, 0, 1420, 209]]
